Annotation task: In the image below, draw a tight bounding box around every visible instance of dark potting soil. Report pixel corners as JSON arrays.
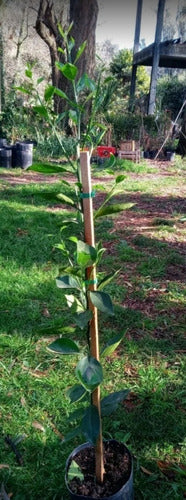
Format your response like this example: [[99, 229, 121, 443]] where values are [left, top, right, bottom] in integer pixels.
[[68, 441, 131, 498]]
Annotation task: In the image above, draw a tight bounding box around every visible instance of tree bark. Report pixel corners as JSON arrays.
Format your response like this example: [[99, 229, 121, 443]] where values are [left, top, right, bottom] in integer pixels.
[[35, 0, 98, 114], [70, 0, 98, 79]]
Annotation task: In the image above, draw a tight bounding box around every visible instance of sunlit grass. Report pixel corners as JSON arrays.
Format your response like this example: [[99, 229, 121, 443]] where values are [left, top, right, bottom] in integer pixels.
[[0, 162, 185, 499]]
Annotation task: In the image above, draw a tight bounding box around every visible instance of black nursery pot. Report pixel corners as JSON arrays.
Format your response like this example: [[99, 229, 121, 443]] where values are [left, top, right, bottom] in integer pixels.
[[65, 440, 134, 500]]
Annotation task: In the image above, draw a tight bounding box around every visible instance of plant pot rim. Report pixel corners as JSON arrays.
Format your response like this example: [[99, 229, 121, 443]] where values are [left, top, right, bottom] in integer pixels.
[[65, 439, 133, 499]]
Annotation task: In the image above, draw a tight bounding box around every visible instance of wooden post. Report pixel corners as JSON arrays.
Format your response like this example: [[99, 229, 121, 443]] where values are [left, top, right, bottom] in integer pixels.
[[129, 0, 143, 110], [80, 151, 104, 484], [148, 0, 166, 115]]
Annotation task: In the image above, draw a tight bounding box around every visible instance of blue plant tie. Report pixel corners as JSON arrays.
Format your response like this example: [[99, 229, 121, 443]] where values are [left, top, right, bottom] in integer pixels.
[[84, 279, 98, 285], [80, 190, 96, 199]]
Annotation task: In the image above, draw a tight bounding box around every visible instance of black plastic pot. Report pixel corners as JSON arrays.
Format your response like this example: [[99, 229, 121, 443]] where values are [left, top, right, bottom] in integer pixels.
[[166, 150, 175, 161], [16, 141, 33, 169], [0, 138, 7, 148], [0, 147, 12, 168], [65, 441, 134, 500]]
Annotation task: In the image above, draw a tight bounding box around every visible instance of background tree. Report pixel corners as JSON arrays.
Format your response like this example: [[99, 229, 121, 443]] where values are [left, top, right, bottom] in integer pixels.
[[110, 48, 150, 105], [35, 0, 98, 113]]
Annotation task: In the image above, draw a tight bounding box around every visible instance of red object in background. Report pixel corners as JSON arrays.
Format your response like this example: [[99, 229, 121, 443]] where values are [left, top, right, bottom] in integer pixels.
[[97, 146, 117, 158]]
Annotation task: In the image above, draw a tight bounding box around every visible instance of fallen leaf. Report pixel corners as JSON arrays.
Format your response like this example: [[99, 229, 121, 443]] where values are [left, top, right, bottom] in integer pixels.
[[16, 228, 28, 237], [29, 369, 49, 378], [157, 460, 176, 479], [123, 392, 141, 411], [140, 465, 153, 475], [20, 397, 26, 407], [32, 421, 45, 432], [42, 308, 50, 318], [0, 465, 10, 470]]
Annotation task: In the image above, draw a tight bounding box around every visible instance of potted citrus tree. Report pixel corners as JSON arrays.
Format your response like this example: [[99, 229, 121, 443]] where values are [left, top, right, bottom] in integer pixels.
[[17, 24, 134, 499]]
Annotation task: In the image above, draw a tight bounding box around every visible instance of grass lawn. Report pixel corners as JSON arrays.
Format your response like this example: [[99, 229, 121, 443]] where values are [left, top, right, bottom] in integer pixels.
[[0, 157, 186, 499]]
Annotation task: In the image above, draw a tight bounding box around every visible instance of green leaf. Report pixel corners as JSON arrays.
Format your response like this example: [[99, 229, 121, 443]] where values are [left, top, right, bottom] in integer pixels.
[[89, 291, 114, 316], [69, 109, 78, 125], [76, 240, 97, 268], [68, 407, 86, 421], [33, 106, 48, 119], [56, 62, 77, 81], [25, 68, 32, 78], [14, 86, 32, 95], [63, 426, 82, 443], [94, 203, 134, 219], [67, 460, 84, 481], [76, 356, 103, 391], [67, 385, 87, 403], [74, 40, 87, 63], [48, 338, 79, 355], [115, 174, 126, 184], [58, 23, 65, 39], [56, 275, 81, 290], [44, 85, 55, 101], [30, 163, 68, 174], [101, 390, 130, 417], [101, 332, 125, 357], [98, 270, 120, 290], [76, 73, 95, 94], [54, 86, 69, 101], [56, 193, 75, 206], [65, 295, 84, 313], [37, 77, 45, 85], [73, 310, 92, 330], [81, 405, 100, 444]]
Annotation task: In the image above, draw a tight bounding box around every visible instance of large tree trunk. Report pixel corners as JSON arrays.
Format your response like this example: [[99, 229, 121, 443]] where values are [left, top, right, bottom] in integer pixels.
[[70, 0, 98, 79], [35, 0, 98, 114]]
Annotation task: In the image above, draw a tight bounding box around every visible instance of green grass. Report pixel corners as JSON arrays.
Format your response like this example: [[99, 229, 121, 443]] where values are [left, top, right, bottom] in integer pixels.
[[0, 161, 185, 499]]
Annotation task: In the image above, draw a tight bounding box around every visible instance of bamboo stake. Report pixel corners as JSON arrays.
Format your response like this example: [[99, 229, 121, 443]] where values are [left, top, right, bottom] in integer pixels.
[[80, 151, 105, 484]]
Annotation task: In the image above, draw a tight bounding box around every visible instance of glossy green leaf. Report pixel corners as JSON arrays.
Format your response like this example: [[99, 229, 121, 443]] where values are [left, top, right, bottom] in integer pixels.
[[68, 407, 86, 422], [101, 332, 125, 357], [58, 23, 65, 39], [48, 338, 79, 355], [14, 86, 32, 95], [94, 203, 134, 219], [44, 85, 55, 101], [30, 163, 68, 174], [56, 193, 75, 206], [33, 106, 48, 119], [76, 356, 103, 391], [115, 174, 126, 184], [73, 310, 92, 330], [37, 77, 45, 85], [57, 62, 77, 81], [62, 426, 82, 443], [67, 460, 84, 481], [56, 275, 81, 290], [65, 295, 84, 313], [98, 270, 120, 290], [25, 68, 32, 78], [89, 291, 114, 316], [54, 86, 69, 101], [81, 405, 100, 444], [74, 40, 87, 63], [67, 385, 87, 403], [101, 390, 130, 417], [76, 73, 96, 94], [76, 240, 97, 268]]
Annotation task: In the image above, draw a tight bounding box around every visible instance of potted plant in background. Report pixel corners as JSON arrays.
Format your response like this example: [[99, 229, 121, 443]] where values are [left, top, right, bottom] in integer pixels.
[[16, 24, 134, 499], [164, 138, 178, 161]]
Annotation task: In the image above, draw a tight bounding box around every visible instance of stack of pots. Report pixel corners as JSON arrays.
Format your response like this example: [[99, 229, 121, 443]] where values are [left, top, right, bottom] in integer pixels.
[[0, 138, 34, 169]]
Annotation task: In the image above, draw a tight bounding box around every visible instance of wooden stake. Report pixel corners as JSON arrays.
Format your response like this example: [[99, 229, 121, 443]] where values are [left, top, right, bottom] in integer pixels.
[[80, 151, 105, 484]]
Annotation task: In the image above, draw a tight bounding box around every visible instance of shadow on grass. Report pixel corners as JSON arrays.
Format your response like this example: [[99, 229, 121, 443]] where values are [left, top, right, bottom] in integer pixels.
[[1, 381, 185, 499]]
